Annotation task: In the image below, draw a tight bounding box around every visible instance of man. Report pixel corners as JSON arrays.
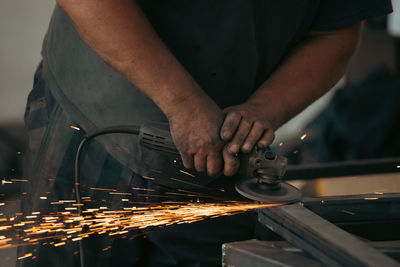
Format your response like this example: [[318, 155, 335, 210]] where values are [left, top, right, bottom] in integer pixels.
[[19, 1, 392, 266]]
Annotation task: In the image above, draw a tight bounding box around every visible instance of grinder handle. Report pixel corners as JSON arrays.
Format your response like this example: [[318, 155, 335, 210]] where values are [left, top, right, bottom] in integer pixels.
[[139, 122, 179, 155]]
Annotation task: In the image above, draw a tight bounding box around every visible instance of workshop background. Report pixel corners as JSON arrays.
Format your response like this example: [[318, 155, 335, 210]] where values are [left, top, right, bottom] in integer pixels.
[[0, 0, 399, 266]]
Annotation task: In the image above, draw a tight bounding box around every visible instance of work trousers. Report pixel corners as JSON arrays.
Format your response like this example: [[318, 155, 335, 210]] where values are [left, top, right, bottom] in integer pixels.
[[16, 63, 256, 267]]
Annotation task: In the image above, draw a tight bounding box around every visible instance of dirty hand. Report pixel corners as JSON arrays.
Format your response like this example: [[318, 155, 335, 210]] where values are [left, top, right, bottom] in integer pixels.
[[167, 95, 225, 176], [220, 102, 275, 176]]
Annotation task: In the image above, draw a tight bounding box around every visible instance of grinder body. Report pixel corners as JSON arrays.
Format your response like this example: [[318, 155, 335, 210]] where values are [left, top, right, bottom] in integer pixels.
[[139, 122, 300, 203]]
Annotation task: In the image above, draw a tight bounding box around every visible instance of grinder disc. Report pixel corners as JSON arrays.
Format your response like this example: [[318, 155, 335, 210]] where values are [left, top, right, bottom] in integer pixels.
[[235, 178, 301, 203]]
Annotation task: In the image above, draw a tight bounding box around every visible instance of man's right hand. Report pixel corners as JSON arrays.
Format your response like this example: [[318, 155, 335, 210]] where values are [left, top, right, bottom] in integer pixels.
[[167, 94, 225, 177]]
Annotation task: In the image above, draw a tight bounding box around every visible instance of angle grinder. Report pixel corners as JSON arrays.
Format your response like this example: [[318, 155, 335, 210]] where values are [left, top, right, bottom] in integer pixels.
[[139, 122, 300, 203], [76, 122, 301, 204]]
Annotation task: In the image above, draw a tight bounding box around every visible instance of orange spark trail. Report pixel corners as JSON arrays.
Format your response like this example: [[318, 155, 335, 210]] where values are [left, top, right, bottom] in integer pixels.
[[0, 202, 280, 252]]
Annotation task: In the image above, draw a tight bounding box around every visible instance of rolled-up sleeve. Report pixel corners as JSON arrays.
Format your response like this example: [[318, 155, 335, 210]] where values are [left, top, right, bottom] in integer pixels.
[[312, 0, 393, 31]]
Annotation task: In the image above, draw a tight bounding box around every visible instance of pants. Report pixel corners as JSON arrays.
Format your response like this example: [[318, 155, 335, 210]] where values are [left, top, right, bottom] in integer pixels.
[[17, 63, 256, 267]]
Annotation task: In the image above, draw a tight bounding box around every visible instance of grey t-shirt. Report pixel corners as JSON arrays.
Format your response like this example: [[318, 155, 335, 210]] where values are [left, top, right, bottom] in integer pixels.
[[40, 0, 392, 185]]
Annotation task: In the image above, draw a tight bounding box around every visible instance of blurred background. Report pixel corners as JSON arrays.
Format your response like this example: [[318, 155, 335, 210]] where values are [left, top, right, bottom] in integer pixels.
[[0, 0, 54, 185], [0, 0, 400, 265], [0, 1, 55, 264]]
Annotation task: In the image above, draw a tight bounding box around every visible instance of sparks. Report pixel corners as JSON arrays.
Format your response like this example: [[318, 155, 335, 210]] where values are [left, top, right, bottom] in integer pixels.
[[340, 209, 355, 215], [18, 253, 33, 260], [70, 125, 81, 131], [0, 202, 280, 250], [179, 170, 196, 178], [10, 179, 28, 182], [90, 187, 116, 192]]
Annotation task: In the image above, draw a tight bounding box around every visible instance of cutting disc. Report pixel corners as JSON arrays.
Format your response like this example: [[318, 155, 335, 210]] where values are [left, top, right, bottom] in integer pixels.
[[235, 178, 301, 203]]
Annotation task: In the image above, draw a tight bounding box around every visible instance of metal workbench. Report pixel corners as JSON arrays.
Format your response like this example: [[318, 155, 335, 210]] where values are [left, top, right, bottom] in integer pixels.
[[223, 159, 400, 266]]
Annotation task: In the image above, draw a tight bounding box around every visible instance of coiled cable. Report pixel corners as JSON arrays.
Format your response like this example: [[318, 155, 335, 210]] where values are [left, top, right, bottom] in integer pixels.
[[74, 125, 140, 267]]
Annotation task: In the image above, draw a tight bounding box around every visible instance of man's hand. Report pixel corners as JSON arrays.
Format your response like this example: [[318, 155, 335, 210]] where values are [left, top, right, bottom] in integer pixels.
[[220, 102, 275, 176], [168, 94, 225, 176]]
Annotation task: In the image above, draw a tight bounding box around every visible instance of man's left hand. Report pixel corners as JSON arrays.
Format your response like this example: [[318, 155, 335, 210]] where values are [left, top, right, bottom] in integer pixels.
[[220, 102, 275, 176]]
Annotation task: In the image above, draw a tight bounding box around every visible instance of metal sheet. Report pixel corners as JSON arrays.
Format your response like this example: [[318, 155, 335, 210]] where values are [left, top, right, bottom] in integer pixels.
[[222, 239, 321, 267], [223, 240, 400, 267], [259, 203, 399, 267]]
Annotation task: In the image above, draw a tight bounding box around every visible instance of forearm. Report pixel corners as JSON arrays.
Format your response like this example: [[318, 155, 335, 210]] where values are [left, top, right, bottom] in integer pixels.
[[247, 24, 361, 130], [57, 0, 210, 117]]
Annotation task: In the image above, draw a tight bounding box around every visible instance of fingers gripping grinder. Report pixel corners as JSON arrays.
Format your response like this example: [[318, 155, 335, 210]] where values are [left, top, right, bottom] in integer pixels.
[[138, 122, 301, 203]]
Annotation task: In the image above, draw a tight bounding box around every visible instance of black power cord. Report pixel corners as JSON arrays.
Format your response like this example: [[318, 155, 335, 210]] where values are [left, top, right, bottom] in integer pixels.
[[74, 125, 140, 267]]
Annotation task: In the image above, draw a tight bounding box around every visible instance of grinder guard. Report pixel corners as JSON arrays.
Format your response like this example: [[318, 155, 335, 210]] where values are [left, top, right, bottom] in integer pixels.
[[235, 146, 301, 203]]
